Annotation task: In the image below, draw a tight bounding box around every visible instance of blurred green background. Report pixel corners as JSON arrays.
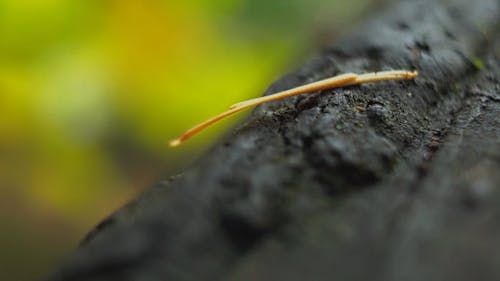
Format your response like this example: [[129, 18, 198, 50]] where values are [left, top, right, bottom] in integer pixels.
[[0, 0, 376, 280]]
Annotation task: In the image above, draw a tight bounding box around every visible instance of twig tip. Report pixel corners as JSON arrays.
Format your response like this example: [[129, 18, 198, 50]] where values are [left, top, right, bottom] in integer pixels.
[[169, 139, 182, 147]]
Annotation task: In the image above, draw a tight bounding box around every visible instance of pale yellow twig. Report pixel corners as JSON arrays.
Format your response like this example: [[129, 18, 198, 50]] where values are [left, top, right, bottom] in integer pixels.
[[169, 70, 417, 147], [229, 73, 358, 109]]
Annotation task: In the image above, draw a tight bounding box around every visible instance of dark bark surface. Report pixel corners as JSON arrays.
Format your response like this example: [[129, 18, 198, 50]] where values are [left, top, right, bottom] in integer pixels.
[[49, 0, 500, 280]]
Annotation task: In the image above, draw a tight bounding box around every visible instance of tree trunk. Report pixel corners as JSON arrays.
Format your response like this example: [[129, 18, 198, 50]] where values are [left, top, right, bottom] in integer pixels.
[[49, 0, 500, 280]]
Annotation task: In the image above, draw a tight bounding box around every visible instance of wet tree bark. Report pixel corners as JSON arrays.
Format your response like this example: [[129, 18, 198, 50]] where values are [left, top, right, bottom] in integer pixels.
[[49, 0, 500, 280]]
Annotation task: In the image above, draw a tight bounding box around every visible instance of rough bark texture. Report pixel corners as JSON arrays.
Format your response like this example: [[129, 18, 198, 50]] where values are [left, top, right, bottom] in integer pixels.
[[49, 0, 500, 280]]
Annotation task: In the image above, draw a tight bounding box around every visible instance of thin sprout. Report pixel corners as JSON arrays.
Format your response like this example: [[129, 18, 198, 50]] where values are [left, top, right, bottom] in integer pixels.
[[169, 70, 418, 147], [350, 70, 418, 84], [229, 73, 358, 109], [169, 103, 254, 147]]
